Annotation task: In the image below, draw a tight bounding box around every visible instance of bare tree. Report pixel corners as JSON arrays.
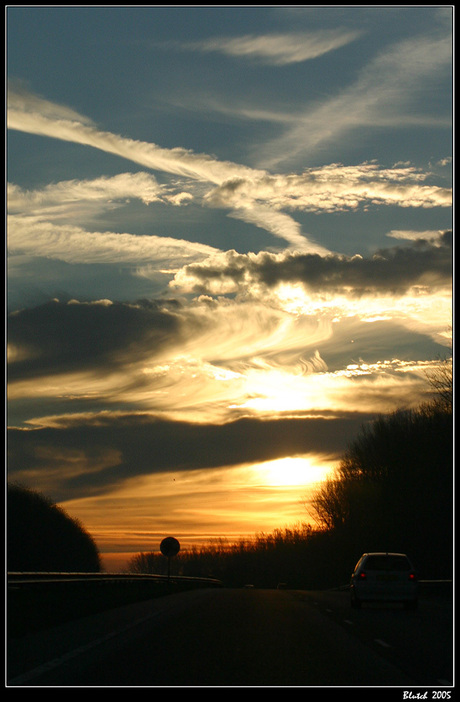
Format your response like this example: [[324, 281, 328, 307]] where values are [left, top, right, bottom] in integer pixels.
[[425, 355, 453, 413]]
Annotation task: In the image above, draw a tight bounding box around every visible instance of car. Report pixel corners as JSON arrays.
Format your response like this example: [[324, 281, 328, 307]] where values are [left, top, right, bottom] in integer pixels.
[[350, 552, 418, 610]]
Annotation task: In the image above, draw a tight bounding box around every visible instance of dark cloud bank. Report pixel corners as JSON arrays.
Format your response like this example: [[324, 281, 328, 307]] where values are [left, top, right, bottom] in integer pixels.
[[7, 411, 374, 502], [179, 232, 453, 295], [7, 298, 182, 381]]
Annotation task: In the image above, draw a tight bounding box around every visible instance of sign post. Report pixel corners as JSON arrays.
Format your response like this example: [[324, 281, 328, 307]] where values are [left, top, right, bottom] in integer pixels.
[[160, 537, 180, 584]]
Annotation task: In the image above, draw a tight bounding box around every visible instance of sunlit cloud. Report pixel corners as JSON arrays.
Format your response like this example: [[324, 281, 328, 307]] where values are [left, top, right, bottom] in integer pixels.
[[8, 350, 436, 429], [7, 216, 218, 268], [8, 84, 96, 126], [386, 229, 450, 244], [6, 88, 318, 251], [7, 297, 333, 424], [8, 291, 449, 431], [6, 171, 220, 286], [170, 235, 452, 301], [8, 172, 166, 212], [205, 163, 452, 215], [230, 359, 439, 418]]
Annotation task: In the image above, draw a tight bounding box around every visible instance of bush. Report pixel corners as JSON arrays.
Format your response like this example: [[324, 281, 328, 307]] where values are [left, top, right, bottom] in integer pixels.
[[7, 484, 101, 572]]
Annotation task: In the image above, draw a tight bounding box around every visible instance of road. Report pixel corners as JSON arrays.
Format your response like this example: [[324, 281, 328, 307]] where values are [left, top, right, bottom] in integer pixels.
[[7, 587, 453, 687]]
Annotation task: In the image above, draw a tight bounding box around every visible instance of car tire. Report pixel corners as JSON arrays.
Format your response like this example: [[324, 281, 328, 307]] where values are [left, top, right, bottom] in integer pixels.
[[404, 599, 418, 610], [351, 594, 361, 609]]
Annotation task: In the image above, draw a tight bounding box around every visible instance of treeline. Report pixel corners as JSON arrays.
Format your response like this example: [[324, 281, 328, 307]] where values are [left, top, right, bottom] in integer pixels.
[[129, 527, 349, 590], [129, 370, 453, 588], [309, 403, 452, 580], [7, 483, 101, 572]]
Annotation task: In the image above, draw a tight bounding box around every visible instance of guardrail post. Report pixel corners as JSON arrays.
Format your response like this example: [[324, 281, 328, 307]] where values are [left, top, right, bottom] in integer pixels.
[[160, 537, 180, 587]]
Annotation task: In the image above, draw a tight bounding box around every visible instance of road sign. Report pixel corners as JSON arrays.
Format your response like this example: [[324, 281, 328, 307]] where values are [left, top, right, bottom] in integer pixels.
[[160, 536, 180, 558]]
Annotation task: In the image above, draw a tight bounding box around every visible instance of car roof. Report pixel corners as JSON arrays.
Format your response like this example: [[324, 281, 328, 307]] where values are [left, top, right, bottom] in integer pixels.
[[362, 552, 408, 558]]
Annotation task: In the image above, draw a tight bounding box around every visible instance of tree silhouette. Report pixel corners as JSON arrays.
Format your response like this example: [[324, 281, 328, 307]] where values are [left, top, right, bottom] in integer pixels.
[[309, 402, 453, 577], [425, 355, 453, 413], [7, 484, 101, 572]]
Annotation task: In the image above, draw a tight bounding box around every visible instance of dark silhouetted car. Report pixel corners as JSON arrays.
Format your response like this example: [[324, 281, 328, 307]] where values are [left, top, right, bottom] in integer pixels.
[[350, 552, 418, 610]]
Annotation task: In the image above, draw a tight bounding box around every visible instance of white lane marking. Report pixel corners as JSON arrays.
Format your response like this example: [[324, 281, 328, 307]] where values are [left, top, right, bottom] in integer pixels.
[[343, 619, 354, 625], [9, 632, 117, 685], [8, 607, 167, 686], [374, 638, 391, 648]]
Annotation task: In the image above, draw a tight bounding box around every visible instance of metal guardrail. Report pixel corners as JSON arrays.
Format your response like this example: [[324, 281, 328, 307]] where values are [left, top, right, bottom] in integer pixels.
[[331, 579, 453, 592], [8, 573, 451, 592], [7, 571, 223, 587]]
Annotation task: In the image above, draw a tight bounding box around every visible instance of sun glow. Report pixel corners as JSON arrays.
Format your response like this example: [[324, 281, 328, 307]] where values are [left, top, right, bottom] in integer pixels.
[[253, 456, 333, 487], [274, 284, 452, 325]]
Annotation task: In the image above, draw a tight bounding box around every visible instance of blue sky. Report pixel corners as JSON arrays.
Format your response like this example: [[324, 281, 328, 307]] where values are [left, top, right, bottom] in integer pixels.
[[7, 6, 453, 569]]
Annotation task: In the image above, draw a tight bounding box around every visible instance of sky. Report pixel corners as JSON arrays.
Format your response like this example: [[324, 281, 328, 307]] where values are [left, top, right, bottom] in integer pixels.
[[6, 6, 453, 571]]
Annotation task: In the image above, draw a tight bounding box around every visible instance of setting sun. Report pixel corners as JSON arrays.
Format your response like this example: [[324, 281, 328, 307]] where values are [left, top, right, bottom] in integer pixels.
[[253, 456, 334, 487]]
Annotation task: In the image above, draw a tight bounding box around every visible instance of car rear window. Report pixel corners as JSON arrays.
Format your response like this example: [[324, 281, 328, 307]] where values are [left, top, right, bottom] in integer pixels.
[[364, 555, 410, 571]]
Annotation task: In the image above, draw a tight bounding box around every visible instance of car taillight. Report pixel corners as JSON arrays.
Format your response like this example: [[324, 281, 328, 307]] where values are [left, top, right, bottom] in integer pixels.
[[409, 572, 416, 581], [359, 572, 367, 579]]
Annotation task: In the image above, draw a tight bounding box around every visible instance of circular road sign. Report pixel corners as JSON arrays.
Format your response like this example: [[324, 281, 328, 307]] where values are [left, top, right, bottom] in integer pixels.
[[160, 536, 180, 558]]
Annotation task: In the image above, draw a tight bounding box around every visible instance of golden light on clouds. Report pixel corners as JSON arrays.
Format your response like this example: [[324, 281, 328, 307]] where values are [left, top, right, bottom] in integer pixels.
[[7, 7, 452, 574], [8, 346, 440, 427], [8, 300, 448, 426]]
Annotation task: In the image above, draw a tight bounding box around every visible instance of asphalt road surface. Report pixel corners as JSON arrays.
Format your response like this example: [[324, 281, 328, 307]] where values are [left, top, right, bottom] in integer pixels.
[[7, 588, 453, 688]]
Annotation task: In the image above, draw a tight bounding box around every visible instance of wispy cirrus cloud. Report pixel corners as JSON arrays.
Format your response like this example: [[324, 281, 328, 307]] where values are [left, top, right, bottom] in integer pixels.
[[8, 87, 316, 250], [8, 173, 165, 213], [178, 29, 362, 65], [257, 32, 452, 167], [7, 217, 218, 268], [386, 229, 450, 244], [7, 87, 264, 186], [7, 172, 214, 271], [7, 88, 452, 257]]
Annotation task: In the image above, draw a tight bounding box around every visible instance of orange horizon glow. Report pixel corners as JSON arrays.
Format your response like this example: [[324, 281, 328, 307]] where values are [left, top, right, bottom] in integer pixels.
[[60, 455, 337, 572]]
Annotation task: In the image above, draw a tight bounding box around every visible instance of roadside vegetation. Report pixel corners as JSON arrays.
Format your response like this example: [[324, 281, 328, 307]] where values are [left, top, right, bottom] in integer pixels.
[[7, 483, 101, 572]]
